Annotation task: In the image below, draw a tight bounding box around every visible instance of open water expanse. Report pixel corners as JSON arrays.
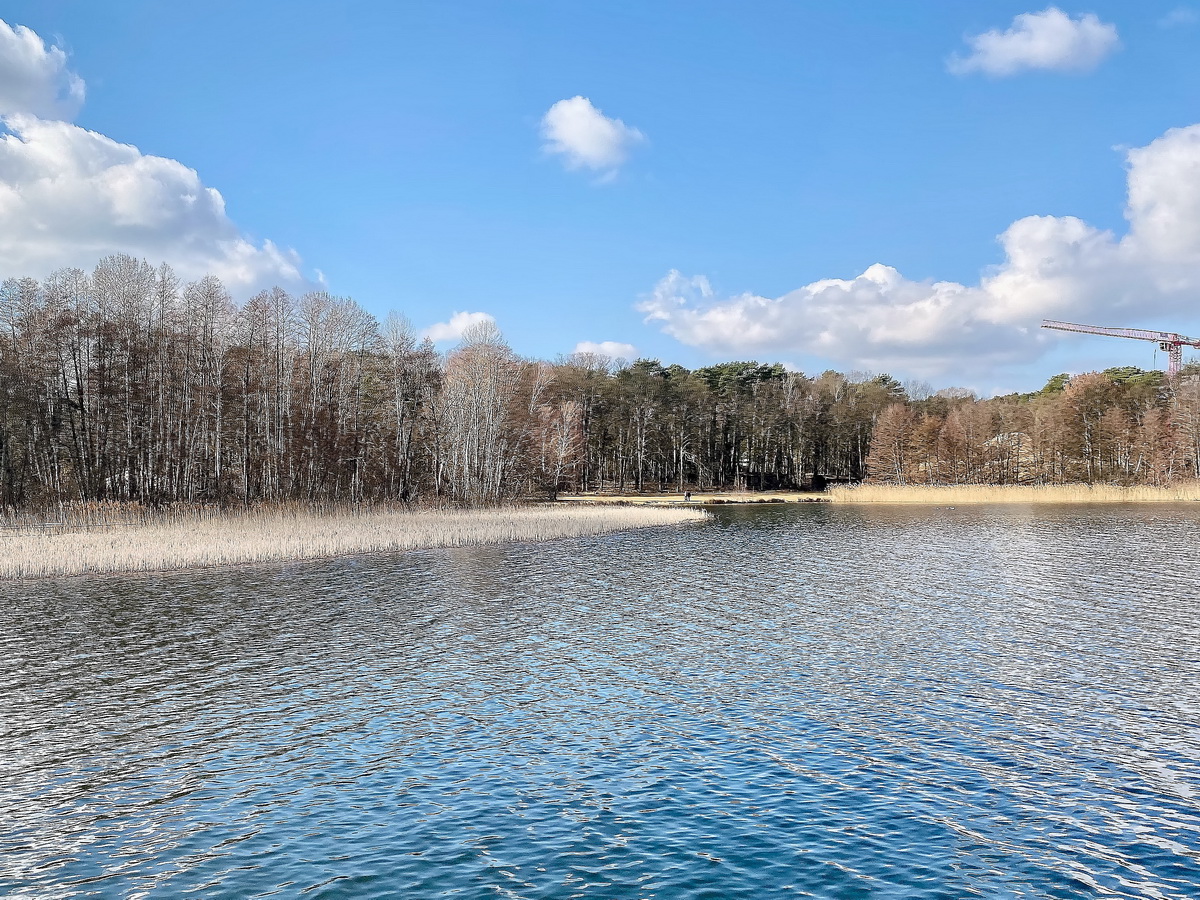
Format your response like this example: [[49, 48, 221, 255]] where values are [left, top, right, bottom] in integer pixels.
[[2, 503, 1199, 899]]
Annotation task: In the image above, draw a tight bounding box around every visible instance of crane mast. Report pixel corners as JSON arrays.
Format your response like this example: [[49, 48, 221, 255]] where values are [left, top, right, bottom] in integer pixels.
[[1041, 319, 1200, 379]]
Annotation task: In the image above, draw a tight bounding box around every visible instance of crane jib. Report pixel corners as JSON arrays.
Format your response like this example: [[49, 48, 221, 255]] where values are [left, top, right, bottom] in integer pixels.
[[1039, 319, 1200, 378]]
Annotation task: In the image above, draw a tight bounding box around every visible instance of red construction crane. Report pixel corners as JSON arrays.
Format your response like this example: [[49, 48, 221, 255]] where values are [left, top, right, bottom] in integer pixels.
[[1041, 319, 1200, 379]]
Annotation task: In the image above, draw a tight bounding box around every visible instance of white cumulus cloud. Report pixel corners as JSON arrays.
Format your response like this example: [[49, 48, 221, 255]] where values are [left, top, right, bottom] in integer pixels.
[[540, 96, 644, 177], [573, 340, 638, 361], [0, 19, 84, 119], [638, 123, 1200, 379], [0, 115, 303, 289], [422, 311, 496, 343], [0, 17, 307, 293], [948, 7, 1120, 76]]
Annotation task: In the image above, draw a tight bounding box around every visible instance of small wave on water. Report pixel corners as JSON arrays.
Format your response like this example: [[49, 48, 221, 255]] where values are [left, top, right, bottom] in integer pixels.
[[1, 503, 1199, 898]]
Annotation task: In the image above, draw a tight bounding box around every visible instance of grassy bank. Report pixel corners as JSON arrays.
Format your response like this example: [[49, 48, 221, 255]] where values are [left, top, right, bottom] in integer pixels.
[[0, 504, 708, 579], [828, 483, 1200, 504]]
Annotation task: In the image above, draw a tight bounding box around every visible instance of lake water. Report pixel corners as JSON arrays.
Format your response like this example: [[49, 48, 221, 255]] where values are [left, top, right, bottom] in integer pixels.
[[2, 503, 1199, 899]]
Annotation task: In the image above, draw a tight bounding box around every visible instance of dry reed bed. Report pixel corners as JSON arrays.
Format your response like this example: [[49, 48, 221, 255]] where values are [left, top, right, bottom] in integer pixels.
[[0, 505, 708, 579], [829, 483, 1200, 504]]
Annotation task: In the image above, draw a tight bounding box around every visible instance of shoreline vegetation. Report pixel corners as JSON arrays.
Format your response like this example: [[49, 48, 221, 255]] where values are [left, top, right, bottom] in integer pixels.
[[0, 504, 708, 580], [828, 482, 1200, 503], [559, 482, 1200, 505], [555, 491, 828, 505]]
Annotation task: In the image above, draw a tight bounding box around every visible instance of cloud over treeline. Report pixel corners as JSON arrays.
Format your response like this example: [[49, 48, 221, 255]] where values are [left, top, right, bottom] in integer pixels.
[[0, 17, 307, 293], [572, 340, 638, 362], [422, 311, 497, 343], [639, 124, 1200, 378]]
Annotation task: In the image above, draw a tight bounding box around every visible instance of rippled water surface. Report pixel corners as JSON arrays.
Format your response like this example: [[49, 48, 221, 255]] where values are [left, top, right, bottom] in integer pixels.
[[3, 503, 1200, 898]]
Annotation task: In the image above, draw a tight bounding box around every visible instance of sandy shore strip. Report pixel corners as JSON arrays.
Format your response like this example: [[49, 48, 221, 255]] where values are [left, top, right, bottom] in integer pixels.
[[556, 491, 827, 505], [0, 505, 709, 579], [828, 483, 1200, 504]]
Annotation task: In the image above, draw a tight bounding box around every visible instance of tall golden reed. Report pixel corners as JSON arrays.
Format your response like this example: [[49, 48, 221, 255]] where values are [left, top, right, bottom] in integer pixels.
[[828, 482, 1200, 504], [0, 505, 708, 579]]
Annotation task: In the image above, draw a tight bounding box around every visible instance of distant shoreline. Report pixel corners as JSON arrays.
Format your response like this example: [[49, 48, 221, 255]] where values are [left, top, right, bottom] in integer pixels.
[[555, 491, 830, 506], [0, 505, 708, 579], [828, 483, 1200, 504], [557, 483, 1200, 505]]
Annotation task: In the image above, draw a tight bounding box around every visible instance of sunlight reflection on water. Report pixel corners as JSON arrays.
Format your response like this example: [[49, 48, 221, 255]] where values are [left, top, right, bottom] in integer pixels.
[[2, 503, 1199, 898]]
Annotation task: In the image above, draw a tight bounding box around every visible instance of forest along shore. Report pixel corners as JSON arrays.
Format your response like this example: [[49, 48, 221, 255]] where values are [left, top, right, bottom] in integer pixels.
[[0, 505, 708, 579], [6, 257, 1200, 512], [829, 483, 1200, 503]]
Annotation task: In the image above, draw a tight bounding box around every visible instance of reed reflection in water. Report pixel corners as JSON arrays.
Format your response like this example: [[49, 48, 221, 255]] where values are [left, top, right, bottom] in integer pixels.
[[2, 503, 1198, 898]]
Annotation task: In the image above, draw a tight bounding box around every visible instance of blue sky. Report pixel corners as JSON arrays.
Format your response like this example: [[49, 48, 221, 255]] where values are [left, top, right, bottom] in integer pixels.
[[3, 2, 1200, 392]]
